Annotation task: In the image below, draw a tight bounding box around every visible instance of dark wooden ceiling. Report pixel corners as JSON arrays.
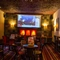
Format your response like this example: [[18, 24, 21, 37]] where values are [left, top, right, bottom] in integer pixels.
[[0, 0, 60, 14]]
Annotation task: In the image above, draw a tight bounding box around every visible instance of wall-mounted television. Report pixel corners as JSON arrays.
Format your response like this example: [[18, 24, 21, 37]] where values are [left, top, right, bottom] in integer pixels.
[[17, 14, 41, 28]]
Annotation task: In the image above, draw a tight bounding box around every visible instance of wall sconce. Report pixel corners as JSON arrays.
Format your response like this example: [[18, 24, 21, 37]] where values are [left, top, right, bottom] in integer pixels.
[[42, 23, 48, 27], [42, 21, 49, 30], [9, 20, 16, 28], [54, 20, 58, 31], [54, 23, 58, 29], [42, 20, 49, 27], [42, 22, 48, 28]]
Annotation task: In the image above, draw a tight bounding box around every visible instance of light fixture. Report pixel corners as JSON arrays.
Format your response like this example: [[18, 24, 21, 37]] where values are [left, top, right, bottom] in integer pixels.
[[0, 6, 1, 8], [42, 23, 48, 27], [25, 0, 33, 2], [9, 20, 16, 28], [42, 20, 49, 30]]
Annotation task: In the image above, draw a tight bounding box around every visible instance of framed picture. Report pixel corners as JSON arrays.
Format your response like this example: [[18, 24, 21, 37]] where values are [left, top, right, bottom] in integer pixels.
[[56, 18, 59, 31], [28, 36, 34, 46]]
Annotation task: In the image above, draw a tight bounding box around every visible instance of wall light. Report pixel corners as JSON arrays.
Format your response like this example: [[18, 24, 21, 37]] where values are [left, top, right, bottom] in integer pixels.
[[54, 20, 58, 31], [9, 20, 16, 28], [42, 21, 49, 30], [54, 23, 58, 29], [42, 20, 49, 27], [42, 23, 48, 27]]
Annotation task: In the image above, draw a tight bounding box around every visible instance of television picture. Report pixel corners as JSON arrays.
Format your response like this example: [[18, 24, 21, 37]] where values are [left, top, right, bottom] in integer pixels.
[[17, 14, 41, 28]]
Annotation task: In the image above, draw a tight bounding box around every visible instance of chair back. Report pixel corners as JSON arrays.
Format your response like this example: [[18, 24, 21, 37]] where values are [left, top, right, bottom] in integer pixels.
[[2, 36, 7, 45]]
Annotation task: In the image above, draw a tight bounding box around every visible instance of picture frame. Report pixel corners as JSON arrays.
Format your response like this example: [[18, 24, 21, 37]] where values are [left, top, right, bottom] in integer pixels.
[[56, 18, 59, 31]]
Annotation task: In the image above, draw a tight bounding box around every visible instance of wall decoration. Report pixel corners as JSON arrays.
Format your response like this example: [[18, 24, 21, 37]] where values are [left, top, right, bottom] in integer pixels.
[[31, 30, 36, 36], [26, 30, 30, 36], [20, 30, 25, 36], [56, 18, 59, 31], [4, 13, 17, 37]]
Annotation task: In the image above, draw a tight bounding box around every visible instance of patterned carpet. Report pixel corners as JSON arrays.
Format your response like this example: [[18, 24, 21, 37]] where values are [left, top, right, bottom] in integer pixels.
[[42, 43, 60, 60], [1, 43, 60, 60]]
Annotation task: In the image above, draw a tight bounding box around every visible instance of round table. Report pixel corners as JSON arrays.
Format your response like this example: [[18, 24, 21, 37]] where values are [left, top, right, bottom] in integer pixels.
[[23, 44, 38, 60]]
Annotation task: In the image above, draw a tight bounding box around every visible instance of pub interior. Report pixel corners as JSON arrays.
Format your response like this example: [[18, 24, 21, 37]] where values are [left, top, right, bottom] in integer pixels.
[[0, 0, 60, 60]]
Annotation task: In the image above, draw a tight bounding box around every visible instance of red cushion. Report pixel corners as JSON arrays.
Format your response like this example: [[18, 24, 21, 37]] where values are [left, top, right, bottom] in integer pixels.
[[18, 51, 24, 55]]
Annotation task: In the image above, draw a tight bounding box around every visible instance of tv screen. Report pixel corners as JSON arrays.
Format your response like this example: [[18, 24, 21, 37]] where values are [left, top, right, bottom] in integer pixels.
[[17, 14, 41, 28]]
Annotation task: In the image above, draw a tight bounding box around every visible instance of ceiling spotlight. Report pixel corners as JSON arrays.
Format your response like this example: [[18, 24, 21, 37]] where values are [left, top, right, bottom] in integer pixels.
[[30, 0, 33, 2], [25, 0, 28, 1], [25, 0, 33, 2], [0, 6, 1, 8]]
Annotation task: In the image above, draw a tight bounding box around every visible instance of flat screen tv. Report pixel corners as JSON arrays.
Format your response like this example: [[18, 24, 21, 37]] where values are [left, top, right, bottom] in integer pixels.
[[17, 14, 41, 28]]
